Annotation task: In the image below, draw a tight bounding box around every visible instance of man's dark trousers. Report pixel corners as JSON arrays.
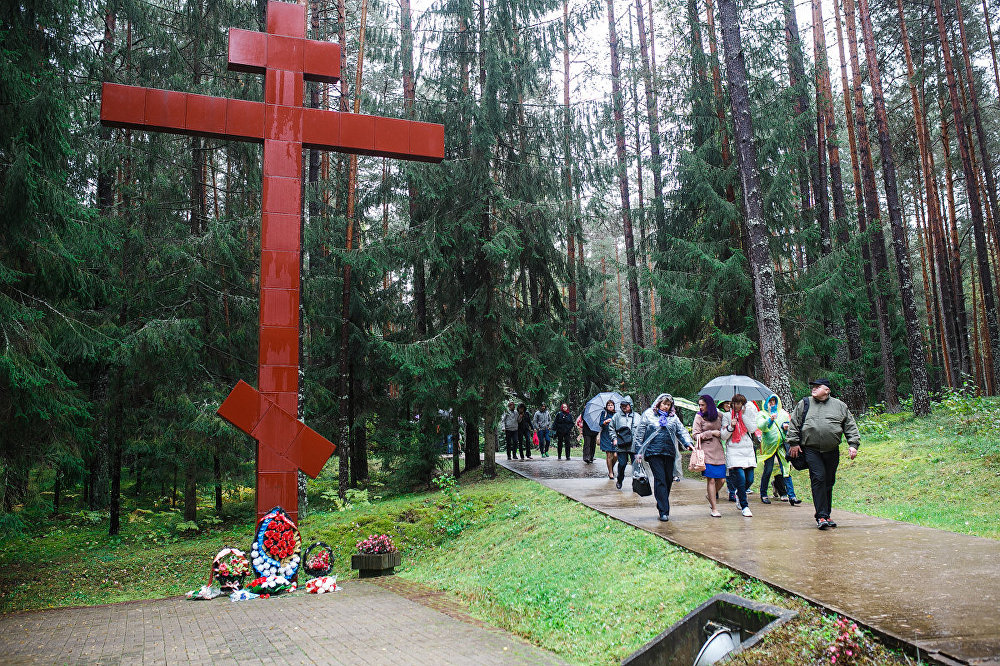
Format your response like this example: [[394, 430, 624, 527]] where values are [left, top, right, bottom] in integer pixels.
[[505, 430, 518, 459], [804, 447, 840, 520], [582, 429, 597, 462]]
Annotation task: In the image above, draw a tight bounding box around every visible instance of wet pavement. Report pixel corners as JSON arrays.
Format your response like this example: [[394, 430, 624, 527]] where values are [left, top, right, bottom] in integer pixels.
[[502, 456, 1000, 666], [0, 580, 566, 665]]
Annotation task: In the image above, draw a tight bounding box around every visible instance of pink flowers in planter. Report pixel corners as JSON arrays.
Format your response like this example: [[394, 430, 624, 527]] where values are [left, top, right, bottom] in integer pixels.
[[356, 534, 397, 554]]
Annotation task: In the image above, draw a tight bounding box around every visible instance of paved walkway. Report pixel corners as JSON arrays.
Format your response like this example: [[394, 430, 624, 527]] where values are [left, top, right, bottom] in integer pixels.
[[0, 580, 565, 665], [501, 457, 1000, 666]]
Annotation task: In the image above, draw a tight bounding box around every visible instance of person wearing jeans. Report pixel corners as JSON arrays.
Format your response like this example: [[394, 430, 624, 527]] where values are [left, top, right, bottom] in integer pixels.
[[635, 393, 694, 521], [786, 378, 861, 530], [756, 393, 800, 505], [532, 404, 553, 457], [721, 394, 758, 517], [612, 400, 638, 489]]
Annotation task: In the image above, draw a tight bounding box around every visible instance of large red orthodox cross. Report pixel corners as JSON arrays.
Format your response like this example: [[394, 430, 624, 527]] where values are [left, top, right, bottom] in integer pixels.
[[101, 1, 444, 525]]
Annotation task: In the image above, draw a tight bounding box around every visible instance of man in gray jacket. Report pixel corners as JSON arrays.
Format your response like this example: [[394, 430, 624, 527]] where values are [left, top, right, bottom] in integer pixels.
[[532, 404, 553, 457], [502, 402, 520, 460], [786, 378, 861, 530]]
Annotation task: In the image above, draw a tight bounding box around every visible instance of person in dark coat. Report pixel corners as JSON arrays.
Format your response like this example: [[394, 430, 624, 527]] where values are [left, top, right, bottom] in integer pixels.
[[516, 403, 533, 460], [554, 403, 575, 460], [635, 393, 694, 521], [578, 412, 598, 463]]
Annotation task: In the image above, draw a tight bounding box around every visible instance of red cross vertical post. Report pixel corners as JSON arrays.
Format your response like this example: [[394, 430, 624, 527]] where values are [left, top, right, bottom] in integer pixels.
[[100, 1, 444, 525]]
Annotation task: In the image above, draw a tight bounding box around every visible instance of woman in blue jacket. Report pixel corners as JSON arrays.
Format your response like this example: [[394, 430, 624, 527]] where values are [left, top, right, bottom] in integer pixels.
[[635, 394, 694, 521]]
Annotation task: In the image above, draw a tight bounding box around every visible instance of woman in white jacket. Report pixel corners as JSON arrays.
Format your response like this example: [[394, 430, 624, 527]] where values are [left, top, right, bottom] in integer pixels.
[[721, 393, 758, 517]]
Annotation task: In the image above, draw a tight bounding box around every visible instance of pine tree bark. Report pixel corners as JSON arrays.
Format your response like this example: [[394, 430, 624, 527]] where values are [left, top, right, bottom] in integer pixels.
[[813, 0, 867, 409], [634, 0, 665, 235], [717, 0, 792, 405], [954, 0, 1000, 242], [606, 0, 644, 354], [401, 0, 426, 337], [564, 0, 577, 340], [843, 0, 901, 410], [934, 0, 1000, 391], [704, 0, 735, 205], [337, 0, 370, 497], [855, 0, 930, 415], [782, 0, 823, 249]]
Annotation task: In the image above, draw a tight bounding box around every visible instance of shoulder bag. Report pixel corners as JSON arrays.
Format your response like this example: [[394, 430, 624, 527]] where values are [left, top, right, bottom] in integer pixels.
[[688, 440, 706, 472]]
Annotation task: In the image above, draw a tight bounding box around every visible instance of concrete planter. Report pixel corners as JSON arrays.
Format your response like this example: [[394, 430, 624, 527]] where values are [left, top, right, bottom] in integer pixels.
[[351, 551, 401, 578]]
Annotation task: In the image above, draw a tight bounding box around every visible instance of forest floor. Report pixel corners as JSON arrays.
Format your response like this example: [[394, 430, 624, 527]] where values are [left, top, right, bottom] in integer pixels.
[[4, 396, 993, 664]]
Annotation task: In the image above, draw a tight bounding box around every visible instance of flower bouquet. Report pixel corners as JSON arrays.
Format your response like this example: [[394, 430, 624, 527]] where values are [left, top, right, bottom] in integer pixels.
[[210, 547, 251, 592], [245, 575, 295, 596], [305, 575, 340, 594], [302, 542, 335, 578], [250, 506, 301, 579]]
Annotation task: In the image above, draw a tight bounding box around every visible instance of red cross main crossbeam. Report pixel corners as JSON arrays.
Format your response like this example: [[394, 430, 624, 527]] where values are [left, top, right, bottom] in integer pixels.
[[100, 0, 444, 525]]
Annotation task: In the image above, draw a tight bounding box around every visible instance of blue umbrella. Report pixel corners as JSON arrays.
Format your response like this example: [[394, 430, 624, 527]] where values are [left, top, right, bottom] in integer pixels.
[[582, 392, 631, 431], [698, 375, 774, 403]]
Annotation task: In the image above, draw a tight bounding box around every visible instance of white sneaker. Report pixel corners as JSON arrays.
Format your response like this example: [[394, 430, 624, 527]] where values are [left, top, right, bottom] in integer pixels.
[[741, 507, 753, 517]]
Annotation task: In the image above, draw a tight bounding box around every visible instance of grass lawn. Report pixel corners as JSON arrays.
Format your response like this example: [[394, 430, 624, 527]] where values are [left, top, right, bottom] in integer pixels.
[[741, 397, 1000, 539], [1, 466, 920, 665]]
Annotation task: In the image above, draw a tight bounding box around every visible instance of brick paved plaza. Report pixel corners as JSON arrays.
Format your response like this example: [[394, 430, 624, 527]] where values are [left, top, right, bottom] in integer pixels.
[[0, 580, 565, 665]]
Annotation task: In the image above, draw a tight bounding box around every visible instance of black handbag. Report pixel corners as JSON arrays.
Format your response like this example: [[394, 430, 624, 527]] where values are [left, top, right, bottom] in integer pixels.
[[632, 462, 652, 497], [789, 449, 809, 471]]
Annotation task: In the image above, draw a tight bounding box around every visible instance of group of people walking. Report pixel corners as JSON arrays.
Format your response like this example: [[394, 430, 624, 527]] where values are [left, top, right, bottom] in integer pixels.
[[502, 402, 576, 460], [503, 378, 860, 530]]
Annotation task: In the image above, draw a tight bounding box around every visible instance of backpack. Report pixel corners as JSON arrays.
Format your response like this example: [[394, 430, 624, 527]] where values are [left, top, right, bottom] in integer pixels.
[[788, 397, 810, 471]]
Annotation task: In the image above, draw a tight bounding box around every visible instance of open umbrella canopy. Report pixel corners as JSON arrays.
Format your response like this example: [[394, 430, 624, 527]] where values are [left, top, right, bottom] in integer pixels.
[[582, 392, 631, 431], [672, 397, 699, 413], [698, 375, 774, 403]]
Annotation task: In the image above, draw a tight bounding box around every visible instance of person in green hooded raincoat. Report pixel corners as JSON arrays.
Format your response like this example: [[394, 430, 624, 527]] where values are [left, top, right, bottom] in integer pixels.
[[756, 394, 801, 505]]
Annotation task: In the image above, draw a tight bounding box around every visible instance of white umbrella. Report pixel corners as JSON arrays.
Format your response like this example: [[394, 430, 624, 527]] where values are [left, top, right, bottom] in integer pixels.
[[698, 375, 774, 403]]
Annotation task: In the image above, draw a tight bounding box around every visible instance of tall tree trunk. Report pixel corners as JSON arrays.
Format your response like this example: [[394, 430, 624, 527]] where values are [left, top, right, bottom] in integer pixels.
[[718, 0, 792, 405], [214, 441, 222, 513], [813, 0, 867, 410], [934, 0, 1000, 390], [635, 0, 665, 233], [183, 456, 197, 522], [606, 0, 644, 355], [464, 417, 480, 471], [337, 0, 370, 498], [704, 0, 735, 205], [834, 0, 877, 320], [902, 0, 964, 385], [564, 0, 577, 340], [782, 0, 823, 250], [935, 88, 973, 379], [981, 0, 1000, 99], [843, 0, 901, 410], [401, 0, 426, 337], [955, 0, 1000, 241], [856, 0, 930, 414]]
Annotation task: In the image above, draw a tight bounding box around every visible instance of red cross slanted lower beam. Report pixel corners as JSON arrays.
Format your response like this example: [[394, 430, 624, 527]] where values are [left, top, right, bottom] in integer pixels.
[[100, 0, 444, 526]]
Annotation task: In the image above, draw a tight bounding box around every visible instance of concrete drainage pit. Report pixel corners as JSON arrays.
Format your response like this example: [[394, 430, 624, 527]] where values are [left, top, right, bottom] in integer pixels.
[[622, 593, 797, 666]]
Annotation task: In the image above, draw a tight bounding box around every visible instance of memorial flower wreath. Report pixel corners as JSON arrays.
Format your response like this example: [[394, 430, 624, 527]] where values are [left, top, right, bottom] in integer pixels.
[[251, 506, 301, 579]]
